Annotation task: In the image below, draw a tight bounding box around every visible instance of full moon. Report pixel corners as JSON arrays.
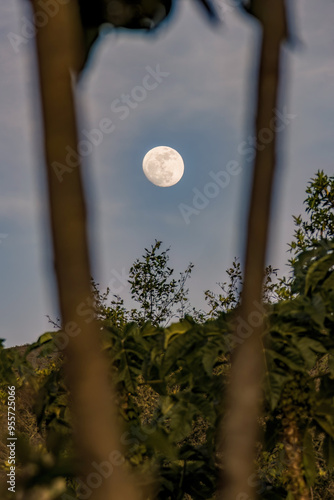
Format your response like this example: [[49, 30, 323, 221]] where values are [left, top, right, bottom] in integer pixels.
[[142, 146, 184, 187]]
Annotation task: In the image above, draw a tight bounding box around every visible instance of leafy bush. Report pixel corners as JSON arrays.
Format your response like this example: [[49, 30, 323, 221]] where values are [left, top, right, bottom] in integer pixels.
[[1, 172, 333, 498]]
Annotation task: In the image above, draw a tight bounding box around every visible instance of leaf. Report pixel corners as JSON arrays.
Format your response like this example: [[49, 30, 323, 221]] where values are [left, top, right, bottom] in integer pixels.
[[265, 348, 304, 372], [140, 322, 160, 337], [264, 369, 293, 410], [302, 431, 317, 487], [309, 294, 327, 328], [202, 350, 217, 375], [144, 428, 177, 460], [25, 332, 56, 355], [161, 396, 175, 415], [161, 329, 198, 377], [314, 416, 334, 439], [323, 270, 334, 293], [313, 401, 334, 417], [37, 331, 55, 345], [294, 337, 327, 368], [322, 435, 334, 468], [305, 252, 334, 294], [164, 320, 192, 349]]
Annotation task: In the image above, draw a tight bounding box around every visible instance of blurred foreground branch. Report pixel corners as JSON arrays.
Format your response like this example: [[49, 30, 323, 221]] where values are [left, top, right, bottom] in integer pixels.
[[218, 2, 289, 499], [30, 1, 149, 499]]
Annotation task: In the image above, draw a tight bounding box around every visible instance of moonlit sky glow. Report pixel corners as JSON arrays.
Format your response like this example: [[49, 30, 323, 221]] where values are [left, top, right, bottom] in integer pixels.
[[0, 1, 333, 346]]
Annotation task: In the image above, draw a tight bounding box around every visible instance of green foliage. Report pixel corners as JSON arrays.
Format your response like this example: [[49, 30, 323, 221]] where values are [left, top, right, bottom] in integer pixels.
[[2, 172, 334, 499], [0, 340, 22, 389], [201, 259, 243, 319], [98, 314, 230, 498], [13, 235, 332, 498], [88, 240, 194, 330], [264, 242, 334, 413], [92, 279, 128, 329], [261, 240, 334, 497], [201, 259, 280, 321], [0, 313, 225, 498], [128, 240, 194, 326], [289, 170, 334, 262]]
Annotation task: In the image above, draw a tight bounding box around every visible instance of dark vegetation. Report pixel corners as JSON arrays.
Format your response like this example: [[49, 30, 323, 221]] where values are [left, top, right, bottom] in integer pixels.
[[1, 171, 334, 499]]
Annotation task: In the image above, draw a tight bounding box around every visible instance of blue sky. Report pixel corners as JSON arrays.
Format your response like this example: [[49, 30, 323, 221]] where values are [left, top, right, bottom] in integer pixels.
[[0, 0, 333, 347]]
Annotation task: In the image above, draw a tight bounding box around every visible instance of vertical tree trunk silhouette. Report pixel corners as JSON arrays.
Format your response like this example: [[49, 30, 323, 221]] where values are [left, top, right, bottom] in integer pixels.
[[218, 2, 288, 499], [30, 1, 149, 499]]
